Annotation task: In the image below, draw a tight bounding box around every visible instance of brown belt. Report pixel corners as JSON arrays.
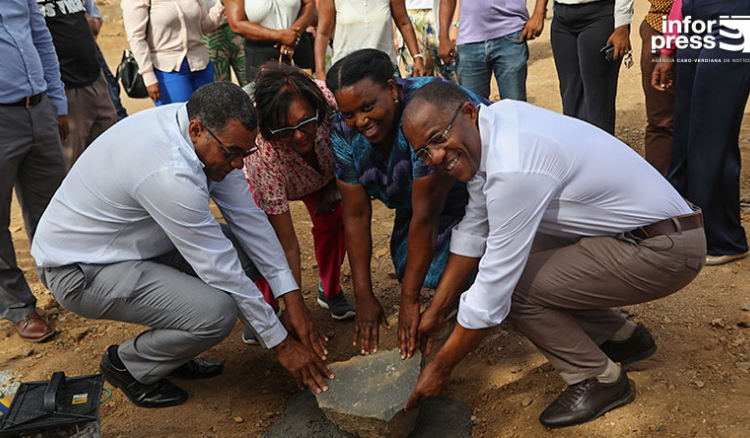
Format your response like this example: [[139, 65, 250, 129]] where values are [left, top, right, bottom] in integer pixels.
[[629, 210, 703, 240]]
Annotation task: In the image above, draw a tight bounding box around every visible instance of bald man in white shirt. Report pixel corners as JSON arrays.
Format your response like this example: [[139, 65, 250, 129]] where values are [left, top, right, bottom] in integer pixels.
[[32, 82, 333, 408], [399, 81, 705, 428]]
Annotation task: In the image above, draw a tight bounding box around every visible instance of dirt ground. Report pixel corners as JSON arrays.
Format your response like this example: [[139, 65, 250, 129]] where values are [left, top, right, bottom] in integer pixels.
[[2, 0, 750, 436]]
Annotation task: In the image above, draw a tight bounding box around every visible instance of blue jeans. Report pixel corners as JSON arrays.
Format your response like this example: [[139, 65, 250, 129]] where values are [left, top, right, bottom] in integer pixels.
[[455, 29, 528, 101], [153, 58, 215, 106]]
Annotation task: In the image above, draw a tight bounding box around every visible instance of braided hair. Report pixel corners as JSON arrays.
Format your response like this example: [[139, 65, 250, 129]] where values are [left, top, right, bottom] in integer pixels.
[[253, 61, 328, 141], [326, 49, 394, 94]]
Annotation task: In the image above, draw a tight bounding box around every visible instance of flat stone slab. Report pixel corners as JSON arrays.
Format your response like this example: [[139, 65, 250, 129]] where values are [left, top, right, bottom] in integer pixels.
[[265, 391, 472, 438], [313, 349, 422, 438]]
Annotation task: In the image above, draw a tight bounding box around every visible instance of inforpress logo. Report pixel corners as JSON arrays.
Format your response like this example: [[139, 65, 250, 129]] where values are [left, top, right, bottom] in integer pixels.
[[719, 16, 750, 53], [651, 16, 750, 53]]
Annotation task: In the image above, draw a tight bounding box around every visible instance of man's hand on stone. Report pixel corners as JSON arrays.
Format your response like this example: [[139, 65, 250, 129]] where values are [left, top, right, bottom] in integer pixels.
[[353, 295, 390, 355], [398, 298, 420, 359], [283, 290, 328, 360], [274, 336, 333, 394], [404, 359, 452, 412]]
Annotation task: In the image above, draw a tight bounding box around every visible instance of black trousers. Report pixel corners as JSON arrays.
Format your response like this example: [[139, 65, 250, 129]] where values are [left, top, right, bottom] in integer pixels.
[[667, 0, 750, 256], [551, 0, 621, 134], [243, 32, 314, 81]]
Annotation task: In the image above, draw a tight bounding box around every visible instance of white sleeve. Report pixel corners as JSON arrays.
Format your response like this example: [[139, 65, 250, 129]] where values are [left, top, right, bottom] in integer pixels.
[[614, 0, 634, 28], [211, 170, 299, 299], [133, 169, 288, 349], [457, 171, 560, 330], [449, 172, 490, 258]]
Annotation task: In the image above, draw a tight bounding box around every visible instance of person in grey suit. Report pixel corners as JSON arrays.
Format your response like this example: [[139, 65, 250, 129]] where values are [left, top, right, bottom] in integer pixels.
[[32, 82, 333, 408]]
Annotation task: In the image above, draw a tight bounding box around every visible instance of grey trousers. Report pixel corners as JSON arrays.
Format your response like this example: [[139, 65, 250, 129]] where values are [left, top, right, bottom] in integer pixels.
[[507, 223, 706, 384], [43, 224, 262, 385], [0, 95, 66, 324]]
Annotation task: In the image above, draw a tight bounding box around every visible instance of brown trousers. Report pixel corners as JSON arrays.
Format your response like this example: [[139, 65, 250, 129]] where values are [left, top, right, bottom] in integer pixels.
[[640, 20, 676, 176], [62, 72, 117, 171], [507, 219, 705, 384]]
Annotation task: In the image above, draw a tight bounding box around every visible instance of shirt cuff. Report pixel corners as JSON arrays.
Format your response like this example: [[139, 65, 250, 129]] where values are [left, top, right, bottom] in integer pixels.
[[252, 317, 288, 349], [265, 271, 299, 299], [142, 71, 158, 87], [456, 291, 495, 330], [449, 229, 487, 258], [614, 12, 634, 29]]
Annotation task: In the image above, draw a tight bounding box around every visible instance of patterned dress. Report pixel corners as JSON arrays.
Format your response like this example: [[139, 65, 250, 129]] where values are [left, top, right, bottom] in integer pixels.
[[331, 76, 486, 289]]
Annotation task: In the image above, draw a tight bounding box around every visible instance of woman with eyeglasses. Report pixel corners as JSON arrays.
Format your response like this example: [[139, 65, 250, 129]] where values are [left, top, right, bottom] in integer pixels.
[[325, 49, 486, 358], [242, 62, 354, 342]]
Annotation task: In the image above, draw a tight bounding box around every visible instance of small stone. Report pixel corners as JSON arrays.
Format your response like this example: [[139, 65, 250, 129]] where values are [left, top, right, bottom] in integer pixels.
[[736, 362, 750, 371], [233, 416, 244, 423], [314, 349, 423, 438], [75, 347, 82, 353], [738, 312, 750, 328], [69, 327, 89, 342], [265, 411, 275, 418], [693, 379, 705, 389], [710, 318, 725, 328], [470, 415, 479, 424], [23, 347, 34, 357], [521, 397, 533, 407], [663, 316, 673, 324]]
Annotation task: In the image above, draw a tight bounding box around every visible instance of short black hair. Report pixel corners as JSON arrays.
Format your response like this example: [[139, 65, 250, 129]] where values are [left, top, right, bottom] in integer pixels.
[[406, 80, 471, 113], [326, 49, 394, 94], [186, 81, 257, 134], [253, 61, 328, 140]]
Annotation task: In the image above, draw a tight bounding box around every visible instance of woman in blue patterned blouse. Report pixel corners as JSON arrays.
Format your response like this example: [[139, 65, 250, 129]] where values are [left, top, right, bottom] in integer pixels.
[[326, 49, 486, 359]]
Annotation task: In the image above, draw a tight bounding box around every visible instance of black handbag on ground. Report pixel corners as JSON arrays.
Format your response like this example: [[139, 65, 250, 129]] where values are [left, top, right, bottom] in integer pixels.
[[116, 50, 148, 99]]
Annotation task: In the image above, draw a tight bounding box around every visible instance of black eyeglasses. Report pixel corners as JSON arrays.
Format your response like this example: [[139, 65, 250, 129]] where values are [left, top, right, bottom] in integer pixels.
[[204, 125, 258, 160], [269, 109, 319, 140], [413, 104, 463, 163]]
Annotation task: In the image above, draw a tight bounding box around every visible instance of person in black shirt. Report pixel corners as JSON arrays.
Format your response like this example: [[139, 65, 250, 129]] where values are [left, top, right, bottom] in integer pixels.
[[38, 0, 117, 170]]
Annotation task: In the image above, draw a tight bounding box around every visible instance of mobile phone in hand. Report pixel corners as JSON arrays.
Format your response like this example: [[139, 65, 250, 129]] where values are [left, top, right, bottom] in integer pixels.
[[600, 42, 615, 62]]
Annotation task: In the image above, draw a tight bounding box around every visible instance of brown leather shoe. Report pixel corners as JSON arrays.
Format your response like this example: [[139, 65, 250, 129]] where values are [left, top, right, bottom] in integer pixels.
[[15, 311, 55, 343]]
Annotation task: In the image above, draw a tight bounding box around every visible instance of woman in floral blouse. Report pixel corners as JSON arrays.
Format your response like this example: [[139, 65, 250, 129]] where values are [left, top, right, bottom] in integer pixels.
[[242, 62, 355, 340]]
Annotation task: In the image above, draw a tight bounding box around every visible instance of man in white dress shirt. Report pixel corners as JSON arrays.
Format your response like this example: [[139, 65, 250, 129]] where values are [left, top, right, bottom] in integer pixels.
[[32, 82, 333, 408], [399, 81, 705, 428]]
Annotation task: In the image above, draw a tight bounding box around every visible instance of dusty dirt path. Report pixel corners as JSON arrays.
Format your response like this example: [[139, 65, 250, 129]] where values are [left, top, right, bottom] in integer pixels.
[[2, 0, 750, 436]]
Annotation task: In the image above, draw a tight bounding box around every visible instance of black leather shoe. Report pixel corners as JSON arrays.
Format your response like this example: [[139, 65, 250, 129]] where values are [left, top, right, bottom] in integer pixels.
[[539, 368, 634, 428], [100, 345, 188, 408], [169, 358, 223, 380], [599, 323, 657, 365]]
